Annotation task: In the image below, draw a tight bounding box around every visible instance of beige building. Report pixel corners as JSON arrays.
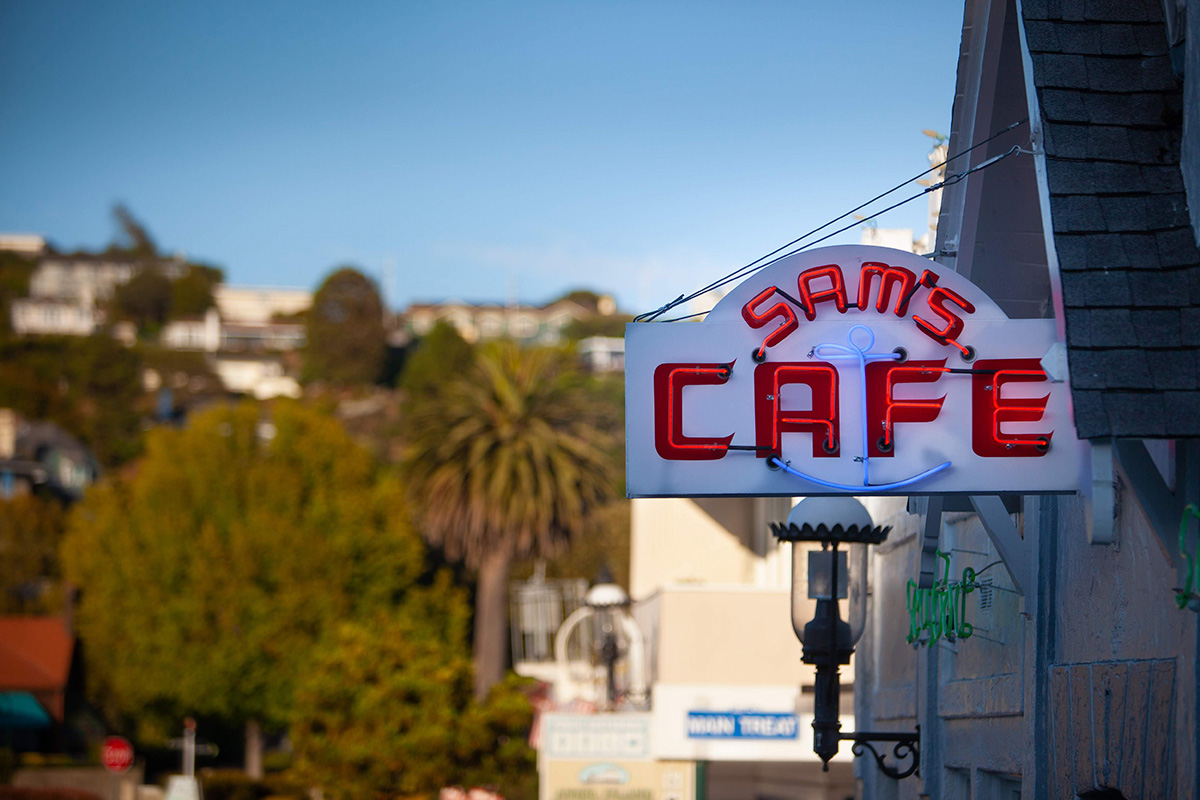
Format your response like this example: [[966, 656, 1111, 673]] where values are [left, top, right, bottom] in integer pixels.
[[400, 295, 614, 346], [10, 301, 102, 337], [212, 285, 311, 324], [159, 287, 310, 400], [0, 234, 46, 255], [629, 497, 856, 800], [11, 254, 187, 337]]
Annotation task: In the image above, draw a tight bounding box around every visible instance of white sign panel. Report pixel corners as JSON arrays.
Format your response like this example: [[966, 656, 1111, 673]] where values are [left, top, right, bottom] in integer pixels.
[[540, 760, 696, 800], [651, 684, 853, 762], [541, 713, 653, 761], [626, 245, 1086, 497]]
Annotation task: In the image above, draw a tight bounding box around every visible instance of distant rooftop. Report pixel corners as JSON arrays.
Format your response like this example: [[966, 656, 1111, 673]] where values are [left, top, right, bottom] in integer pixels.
[[0, 234, 45, 255], [0, 617, 72, 693]]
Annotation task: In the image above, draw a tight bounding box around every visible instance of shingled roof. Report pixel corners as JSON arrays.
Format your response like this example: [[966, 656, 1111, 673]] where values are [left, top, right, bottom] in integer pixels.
[[0, 617, 73, 721], [1023, 0, 1200, 438]]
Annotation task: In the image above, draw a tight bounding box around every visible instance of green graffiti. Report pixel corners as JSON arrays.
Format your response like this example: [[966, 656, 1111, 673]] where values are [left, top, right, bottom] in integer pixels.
[[905, 550, 978, 645], [1176, 504, 1200, 611]]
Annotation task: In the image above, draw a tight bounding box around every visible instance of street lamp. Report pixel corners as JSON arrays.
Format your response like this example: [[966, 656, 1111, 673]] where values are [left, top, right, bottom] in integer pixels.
[[552, 568, 648, 710], [772, 496, 920, 780], [585, 566, 631, 711]]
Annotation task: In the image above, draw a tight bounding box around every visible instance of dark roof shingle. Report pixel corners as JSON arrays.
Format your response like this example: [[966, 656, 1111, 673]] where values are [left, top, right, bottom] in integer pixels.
[[1024, 0, 1200, 438]]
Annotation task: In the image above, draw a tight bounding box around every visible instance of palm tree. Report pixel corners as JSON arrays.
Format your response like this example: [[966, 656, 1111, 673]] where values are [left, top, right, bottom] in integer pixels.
[[402, 340, 619, 699]]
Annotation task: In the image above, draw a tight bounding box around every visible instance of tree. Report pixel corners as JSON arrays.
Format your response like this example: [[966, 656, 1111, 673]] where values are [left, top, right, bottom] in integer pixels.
[[110, 203, 158, 258], [514, 499, 631, 590], [0, 336, 144, 467], [0, 495, 67, 613], [291, 574, 536, 800], [112, 268, 173, 333], [397, 321, 475, 399], [61, 402, 425, 776], [304, 267, 386, 385], [0, 250, 37, 338], [562, 313, 634, 341], [402, 342, 619, 699], [171, 264, 223, 317]]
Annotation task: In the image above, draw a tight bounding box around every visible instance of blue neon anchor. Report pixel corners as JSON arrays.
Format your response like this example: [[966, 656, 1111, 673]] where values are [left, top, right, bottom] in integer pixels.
[[770, 325, 952, 492]]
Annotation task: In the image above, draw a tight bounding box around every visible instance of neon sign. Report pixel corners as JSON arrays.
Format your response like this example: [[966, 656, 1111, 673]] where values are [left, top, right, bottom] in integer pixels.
[[626, 245, 1085, 497], [1176, 504, 1200, 611], [905, 551, 979, 645]]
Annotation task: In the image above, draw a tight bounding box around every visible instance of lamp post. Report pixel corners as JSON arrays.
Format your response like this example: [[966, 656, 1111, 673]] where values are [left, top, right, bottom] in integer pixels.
[[585, 566, 630, 711], [772, 496, 921, 780]]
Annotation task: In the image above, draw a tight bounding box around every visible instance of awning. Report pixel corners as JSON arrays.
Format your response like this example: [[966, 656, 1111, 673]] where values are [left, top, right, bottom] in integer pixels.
[[0, 691, 52, 728]]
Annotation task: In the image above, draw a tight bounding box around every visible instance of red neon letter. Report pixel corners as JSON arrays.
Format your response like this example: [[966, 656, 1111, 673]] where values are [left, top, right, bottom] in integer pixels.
[[857, 262, 918, 317], [913, 286, 976, 356], [754, 362, 839, 458], [742, 286, 798, 356], [654, 363, 734, 460], [796, 265, 849, 321], [971, 358, 1052, 457], [865, 360, 948, 457]]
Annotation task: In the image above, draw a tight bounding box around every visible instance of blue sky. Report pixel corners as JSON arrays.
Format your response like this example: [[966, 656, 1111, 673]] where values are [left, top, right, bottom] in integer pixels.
[[0, 1, 965, 314]]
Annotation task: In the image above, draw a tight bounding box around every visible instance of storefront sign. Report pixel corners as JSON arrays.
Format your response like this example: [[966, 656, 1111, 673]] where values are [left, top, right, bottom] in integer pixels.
[[686, 711, 798, 739], [906, 550, 979, 645], [626, 245, 1085, 497], [539, 760, 695, 800], [541, 714, 652, 761], [651, 684, 851, 762]]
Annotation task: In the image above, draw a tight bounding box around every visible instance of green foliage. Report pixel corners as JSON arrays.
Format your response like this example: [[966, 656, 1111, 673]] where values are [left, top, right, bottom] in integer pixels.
[[108, 204, 157, 258], [402, 341, 619, 568], [99, 205, 222, 328], [61, 402, 426, 740], [171, 264, 222, 317], [0, 747, 14, 785], [0, 336, 143, 467], [402, 341, 620, 695], [291, 574, 535, 800], [397, 322, 475, 399], [135, 344, 223, 408], [199, 769, 306, 800], [561, 313, 632, 341], [510, 370, 627, 588], [198, 770, 263, 800], [111, 269, 173, 334], [304, 268, 386, 385], [113, 261, 223, 336], [549, 289, 605, 312], [0, 251, 37, 336], [514, 500, 631, 590], [0, 495, 67, 613]]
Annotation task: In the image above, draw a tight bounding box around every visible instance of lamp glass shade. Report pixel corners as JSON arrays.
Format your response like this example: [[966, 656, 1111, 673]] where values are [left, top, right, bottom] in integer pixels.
[[807, 550, 849, 600], [848, 542, 869, 643]]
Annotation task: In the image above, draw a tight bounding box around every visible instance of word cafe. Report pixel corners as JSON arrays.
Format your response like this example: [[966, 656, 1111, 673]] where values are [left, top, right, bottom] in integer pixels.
[[626, 245, 1086, 498]]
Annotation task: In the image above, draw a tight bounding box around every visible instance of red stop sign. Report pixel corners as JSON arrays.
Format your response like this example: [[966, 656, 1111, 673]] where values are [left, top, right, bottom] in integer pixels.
[[101, 736, 134, 773]]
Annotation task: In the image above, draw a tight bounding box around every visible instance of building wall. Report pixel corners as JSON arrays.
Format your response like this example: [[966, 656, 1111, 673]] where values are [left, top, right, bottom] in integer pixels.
[[857, 0, 1200, 796], [630, 497, 791, 601], [10, 300, 100, 336], [212, 357, 301, 399], [0, 234, 45, 254], [629, 495, 857, 799], [649, 587, 804, 686], [403, 299, 602, 345], [29, 259, 134, 302], [214, 285, 312, 324]]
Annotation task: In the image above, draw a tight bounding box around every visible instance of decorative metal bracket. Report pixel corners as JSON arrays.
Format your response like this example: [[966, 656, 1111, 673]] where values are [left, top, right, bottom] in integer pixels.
[[840, 727, 920, 779]]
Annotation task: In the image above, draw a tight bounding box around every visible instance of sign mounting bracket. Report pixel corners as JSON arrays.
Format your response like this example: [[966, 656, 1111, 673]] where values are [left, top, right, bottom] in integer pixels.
[[968, 494, 1028, 596]]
